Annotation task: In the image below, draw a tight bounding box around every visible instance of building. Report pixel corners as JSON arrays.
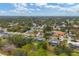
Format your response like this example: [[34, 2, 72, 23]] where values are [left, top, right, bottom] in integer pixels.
[[49, 38, 60, 46], [2, 44, 16, 53], [34, 37, 45, 42], [53, 31, 65, 36]]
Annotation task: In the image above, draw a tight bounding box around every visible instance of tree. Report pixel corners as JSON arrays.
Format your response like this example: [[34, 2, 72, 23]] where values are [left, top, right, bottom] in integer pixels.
[[7, 35, 27, 48], [0, 38, 9, 48], [22, 44, 33, 52], [54, 40, 72, 56], [0, 38, 2, 48], [24, 37, 33, 44], [22, 44, 34, 55], [71, 52, 79, 56], [29, 48, 48, 56], [43, 25, 52, 33], [11, 48, 27, 56], [43, 25, 52, 39], [34, 41, 47, 50]]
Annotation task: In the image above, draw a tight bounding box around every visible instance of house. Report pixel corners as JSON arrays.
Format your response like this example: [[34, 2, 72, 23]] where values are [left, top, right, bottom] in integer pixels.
[[25, 30, 34, 36], [68, 41, 79, 48], [32, 23, 37, 27], [53, 25, 61, 30], [0, 27, 4, 32], [59, 35, 64, 41], [34, 37, 45, 42], [61, 24, 66, 28], [73, 25, 79, 28], [67, 36, 79, 48], [53, 31, 65, 36], [36, 32, 40, 37], [9, 23, 19, 27], [0, 32, 9, 37], [2, 44, 16, 53], [49, 38, 60, 46]]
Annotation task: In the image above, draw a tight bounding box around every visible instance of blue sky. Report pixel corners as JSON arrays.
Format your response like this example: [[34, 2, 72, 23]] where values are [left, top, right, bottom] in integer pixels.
[[0, 3, 79, 16]]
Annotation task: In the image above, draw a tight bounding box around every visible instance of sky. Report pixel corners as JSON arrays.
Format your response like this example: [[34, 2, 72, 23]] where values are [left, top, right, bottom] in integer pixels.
[[0, 3, 79, 16]]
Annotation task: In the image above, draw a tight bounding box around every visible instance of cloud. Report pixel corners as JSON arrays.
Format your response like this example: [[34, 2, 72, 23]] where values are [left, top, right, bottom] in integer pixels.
[[43, 3, 79, 13], [29, 8, 40, 12], [29, 3, 34, 6], [0, 3, 79, 16], [29, 8, 35, 11], [66, 3, 75, 5], [0, 3, 32, 16], [35, 3, 70, 13], [45, 5, 63, 10], [9, 3, 32, 15], [0, 10, 6, 14], [62, 4, 79, 13], [36, 8, 40, 11], [70, 5, 79, 12], [35, 3, 47, 7], [14, 3, 27, 8], [13, 3, 29, 12], [0, 10, 7, 16]]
